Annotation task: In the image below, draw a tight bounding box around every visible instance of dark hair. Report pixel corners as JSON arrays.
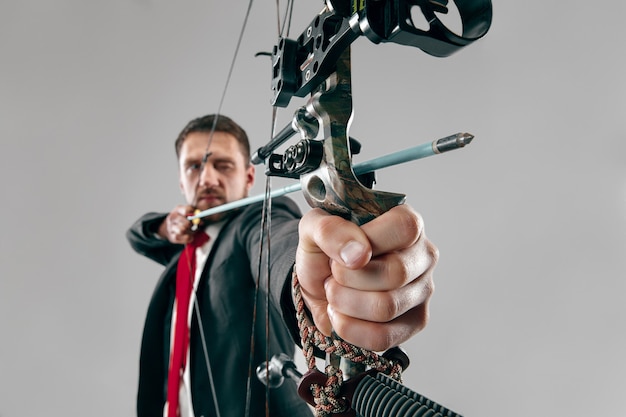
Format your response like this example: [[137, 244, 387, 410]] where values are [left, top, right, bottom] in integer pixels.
[[175, 114, 251, 164]]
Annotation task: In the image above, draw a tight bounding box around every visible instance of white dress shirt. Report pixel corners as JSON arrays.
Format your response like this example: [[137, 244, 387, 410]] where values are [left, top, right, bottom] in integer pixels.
[[165, 221, 225, 417]]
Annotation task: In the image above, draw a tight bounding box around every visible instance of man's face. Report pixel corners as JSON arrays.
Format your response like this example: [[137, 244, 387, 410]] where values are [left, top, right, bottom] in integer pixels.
[[178, 131, 255, 221]]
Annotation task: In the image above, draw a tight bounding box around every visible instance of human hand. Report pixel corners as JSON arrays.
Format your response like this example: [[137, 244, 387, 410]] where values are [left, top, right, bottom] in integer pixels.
[[295, 204, 438, 352], [158, 205, 198, 244]]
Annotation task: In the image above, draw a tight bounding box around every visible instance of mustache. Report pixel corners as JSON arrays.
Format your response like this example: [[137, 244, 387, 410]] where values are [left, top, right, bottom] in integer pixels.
[[195, 188, 224, 200]]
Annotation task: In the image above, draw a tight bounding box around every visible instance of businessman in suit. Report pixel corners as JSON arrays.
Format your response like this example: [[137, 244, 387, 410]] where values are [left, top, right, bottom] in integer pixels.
[[127, 114, 438, 417]]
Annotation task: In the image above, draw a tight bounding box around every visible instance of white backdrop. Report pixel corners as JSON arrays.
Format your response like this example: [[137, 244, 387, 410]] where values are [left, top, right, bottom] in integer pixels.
[[1, 1, 625, 416]]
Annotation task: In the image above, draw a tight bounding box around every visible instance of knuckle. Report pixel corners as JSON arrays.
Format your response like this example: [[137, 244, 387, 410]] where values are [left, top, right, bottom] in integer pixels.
[[313, 215, 346, 242], [392, 256, 411, 285], [427, 240, 440, 264], [422, 276, 435, 299], [413, 303, 430, 332], [379, 253, 411, 287], [373, 292, 400, 322], [371, 329, 396, 352], [396, 207, 423, 245], [325, 282, 339, 305], [330, 315, 350, 339]]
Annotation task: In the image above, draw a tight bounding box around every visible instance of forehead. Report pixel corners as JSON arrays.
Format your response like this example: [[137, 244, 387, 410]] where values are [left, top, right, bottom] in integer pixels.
[[179, 131, 246, 163]]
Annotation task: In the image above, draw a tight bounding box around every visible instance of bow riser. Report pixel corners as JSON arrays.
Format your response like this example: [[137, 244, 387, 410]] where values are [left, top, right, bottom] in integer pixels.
[[300, 47, 406, 225]]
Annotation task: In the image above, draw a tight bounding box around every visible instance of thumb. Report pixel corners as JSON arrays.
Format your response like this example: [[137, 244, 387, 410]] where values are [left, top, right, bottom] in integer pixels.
[[295, 209, 372, 318], [297, 209, 372, 270]]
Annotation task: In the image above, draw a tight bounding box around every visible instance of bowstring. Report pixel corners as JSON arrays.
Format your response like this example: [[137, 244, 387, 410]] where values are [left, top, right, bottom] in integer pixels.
[[185, 2, 256, 417], [183, 0, 296, 415], [191, 0, 255, 200]]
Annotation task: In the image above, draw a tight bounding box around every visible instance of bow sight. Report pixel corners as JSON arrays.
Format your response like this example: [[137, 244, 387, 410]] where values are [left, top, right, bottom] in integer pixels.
[[270, 0, 493, 107]]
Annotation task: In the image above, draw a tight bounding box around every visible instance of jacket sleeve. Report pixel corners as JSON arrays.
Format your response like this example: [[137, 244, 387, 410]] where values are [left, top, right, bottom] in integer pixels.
[[236, 197, 305, 345], [126, 212, 183, 266]]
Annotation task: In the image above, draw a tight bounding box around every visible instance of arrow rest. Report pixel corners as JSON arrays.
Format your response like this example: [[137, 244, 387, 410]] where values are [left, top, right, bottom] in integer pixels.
[[266, 136, 373, 188]]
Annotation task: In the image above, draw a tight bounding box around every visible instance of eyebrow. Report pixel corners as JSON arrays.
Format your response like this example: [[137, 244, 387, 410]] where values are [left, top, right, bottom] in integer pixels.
[[181, 156, 202, 167], [201, 151, 213, 164], [182, 149, 240, 167], [206, 154, 237, 165]]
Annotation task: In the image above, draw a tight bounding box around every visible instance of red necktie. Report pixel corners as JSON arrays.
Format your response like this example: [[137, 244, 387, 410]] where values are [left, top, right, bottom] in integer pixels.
[[167, 232, 209, 417]]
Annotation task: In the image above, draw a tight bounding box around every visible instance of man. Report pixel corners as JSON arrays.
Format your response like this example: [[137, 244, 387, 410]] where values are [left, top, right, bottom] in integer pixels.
[[127, 114, 438, 417]]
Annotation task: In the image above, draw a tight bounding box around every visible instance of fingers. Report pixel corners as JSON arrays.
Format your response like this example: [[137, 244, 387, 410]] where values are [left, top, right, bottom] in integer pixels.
[[329, 301, 431, 352], [296, 209, 371, 298], [163, 205, 196, 244], [298, 205, 426, 271], [296, 204, 438, 351], [296, 208, 372, 336], [298, 280, 333, 336], [326, 257, 435, 322], [297, 208, 372, 270], [332, 210, 437, 292], [324, 233, 436, 351], [361, 205, 424, 257]]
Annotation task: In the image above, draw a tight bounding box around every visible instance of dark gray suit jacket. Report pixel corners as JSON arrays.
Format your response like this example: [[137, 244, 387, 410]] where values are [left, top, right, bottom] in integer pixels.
[[127, 197, 312, 417]]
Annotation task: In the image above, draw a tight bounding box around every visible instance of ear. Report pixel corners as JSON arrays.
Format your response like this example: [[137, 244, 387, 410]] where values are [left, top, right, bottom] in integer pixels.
[[245, 164, 255, 192]]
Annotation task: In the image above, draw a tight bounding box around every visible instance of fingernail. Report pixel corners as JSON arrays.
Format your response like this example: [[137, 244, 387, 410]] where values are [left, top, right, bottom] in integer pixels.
[[340, 240, 365, 267]]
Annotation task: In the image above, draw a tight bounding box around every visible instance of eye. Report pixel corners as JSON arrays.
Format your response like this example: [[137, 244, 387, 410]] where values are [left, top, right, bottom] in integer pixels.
[[185, 162, 202, 174], [215, 161, 235, 172]]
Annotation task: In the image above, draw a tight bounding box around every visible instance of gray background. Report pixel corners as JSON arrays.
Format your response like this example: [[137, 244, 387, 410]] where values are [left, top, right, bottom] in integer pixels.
[[1, 1, 625, 416]]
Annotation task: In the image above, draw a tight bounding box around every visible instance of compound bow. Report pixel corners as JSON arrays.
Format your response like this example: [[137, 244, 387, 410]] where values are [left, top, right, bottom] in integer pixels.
[[190, 1, 492, 416]]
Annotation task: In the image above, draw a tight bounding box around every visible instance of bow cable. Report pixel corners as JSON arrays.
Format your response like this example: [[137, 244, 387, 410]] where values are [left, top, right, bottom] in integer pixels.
[[244, 2, 297, 416]]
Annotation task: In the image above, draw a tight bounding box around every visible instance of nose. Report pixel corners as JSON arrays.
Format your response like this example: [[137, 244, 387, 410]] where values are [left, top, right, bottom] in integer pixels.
[[198, 163, 219, 188]]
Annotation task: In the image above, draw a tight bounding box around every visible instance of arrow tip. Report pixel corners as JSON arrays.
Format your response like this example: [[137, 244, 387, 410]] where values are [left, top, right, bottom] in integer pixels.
[[434, 132, 475, 153], [460, 132, 474, 146]]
